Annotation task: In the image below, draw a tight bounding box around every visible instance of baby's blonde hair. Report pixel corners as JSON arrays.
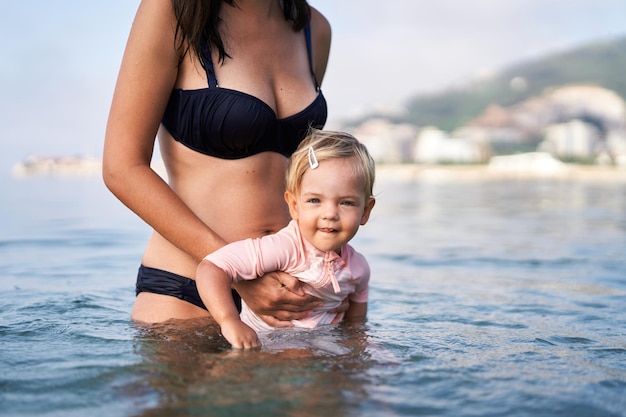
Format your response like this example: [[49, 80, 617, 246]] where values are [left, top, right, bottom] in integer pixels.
[[286, 128, 375, 199]]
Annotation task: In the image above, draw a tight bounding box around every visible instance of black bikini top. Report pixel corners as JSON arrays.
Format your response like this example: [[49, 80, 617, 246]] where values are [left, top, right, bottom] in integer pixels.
[[161, 24, 327, 160]]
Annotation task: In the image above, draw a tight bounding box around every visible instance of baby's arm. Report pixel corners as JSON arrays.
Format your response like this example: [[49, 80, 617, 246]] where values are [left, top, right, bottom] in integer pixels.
[[343, 301, 367, 323], [195, 260, 260, 349], [343, 251, 370, 323]]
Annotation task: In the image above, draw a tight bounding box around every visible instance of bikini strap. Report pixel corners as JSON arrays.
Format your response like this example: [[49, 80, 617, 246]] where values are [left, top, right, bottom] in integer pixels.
[[200, 42, 218, 88], [304, 23, 320, 90]]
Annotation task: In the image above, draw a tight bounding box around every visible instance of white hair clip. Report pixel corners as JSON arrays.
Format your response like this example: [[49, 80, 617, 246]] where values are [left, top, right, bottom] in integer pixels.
[[308, 146, 319, 169]]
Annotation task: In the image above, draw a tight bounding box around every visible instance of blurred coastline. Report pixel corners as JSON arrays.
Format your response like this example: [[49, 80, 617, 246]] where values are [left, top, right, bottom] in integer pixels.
[[376, 163, 626, 183], [11, 154, 626, 183]]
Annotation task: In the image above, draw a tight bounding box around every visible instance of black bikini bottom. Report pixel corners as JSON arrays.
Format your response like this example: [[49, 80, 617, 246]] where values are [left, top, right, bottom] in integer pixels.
[[135, 265, 241, 312]]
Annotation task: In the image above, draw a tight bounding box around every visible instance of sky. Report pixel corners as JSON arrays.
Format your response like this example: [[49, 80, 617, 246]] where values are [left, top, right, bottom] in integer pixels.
[[1, 0, 626, 170]]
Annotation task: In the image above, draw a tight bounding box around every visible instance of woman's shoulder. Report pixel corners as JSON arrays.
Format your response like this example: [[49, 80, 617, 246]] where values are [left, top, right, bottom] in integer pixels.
[[134, 0, 176, 24], [308, 6, 332, 82], [309, 6, 332, 43], [129, 0, 178, 51]]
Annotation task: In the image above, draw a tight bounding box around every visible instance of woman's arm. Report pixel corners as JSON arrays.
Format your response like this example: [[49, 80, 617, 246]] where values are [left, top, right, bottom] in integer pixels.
[[234, 273, 323, 326], [103, 0, 225, 262]]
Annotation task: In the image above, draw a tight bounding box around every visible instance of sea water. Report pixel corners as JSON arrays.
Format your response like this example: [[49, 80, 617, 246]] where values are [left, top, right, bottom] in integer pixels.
[[1, 168, 625, 417]]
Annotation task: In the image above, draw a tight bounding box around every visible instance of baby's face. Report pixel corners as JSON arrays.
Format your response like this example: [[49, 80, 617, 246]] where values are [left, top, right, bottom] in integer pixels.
[[288, 157, 373, 253]]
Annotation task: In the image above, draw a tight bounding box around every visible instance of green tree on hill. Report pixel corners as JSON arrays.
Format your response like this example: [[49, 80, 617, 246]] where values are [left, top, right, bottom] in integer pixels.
[[401, 36, 626, 131]]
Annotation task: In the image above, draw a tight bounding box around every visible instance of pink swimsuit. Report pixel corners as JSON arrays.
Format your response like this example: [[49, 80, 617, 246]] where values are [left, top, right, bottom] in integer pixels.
[[205, 220, 370, 331]]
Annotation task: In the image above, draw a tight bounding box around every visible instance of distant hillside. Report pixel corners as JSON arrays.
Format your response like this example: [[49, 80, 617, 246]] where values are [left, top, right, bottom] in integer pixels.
[[400, 35, 626, 132]]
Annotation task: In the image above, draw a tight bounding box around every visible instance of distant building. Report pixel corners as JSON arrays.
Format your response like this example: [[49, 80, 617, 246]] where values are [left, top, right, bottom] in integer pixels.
[[346, 83, 626, 166], [465, 104, 527, 144], [12, 155, 101, 176], [606, 131, 626, 167], [543, 84, 626, 131], [413, 127, 489, 164], [352, 118, 417, 164], [487, 152, 569, 175], [539, 119, 600, 160], [464, 84, 626, 163]]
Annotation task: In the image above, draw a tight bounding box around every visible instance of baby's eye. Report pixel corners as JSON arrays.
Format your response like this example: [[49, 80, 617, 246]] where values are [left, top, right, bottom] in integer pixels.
[[307, 198, 321, 204], [340, 200, 356, 206]]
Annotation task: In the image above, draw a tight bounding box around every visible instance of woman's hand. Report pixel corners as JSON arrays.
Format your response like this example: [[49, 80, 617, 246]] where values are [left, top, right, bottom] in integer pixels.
[[233, 271, 323, 327]]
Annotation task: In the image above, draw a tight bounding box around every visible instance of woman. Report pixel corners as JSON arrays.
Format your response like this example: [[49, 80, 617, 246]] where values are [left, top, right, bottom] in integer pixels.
[[103, 0, 333, 324]]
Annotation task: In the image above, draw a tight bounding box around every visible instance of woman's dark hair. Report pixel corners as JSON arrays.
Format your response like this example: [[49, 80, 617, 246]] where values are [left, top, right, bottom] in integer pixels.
[[172, 0, 311, 67]]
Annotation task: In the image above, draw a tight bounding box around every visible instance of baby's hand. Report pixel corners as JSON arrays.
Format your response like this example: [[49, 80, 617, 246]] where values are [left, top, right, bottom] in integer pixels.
[[220, 318, 261, 349]]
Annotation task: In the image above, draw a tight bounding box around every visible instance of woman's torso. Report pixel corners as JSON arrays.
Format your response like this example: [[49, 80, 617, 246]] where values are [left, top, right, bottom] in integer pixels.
[[141, 6, 327, 280]]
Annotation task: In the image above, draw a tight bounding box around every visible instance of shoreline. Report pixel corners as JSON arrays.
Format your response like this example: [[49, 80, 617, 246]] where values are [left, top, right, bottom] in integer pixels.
[[376, 164, 626, 182], [11, 155, 626, 182]]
